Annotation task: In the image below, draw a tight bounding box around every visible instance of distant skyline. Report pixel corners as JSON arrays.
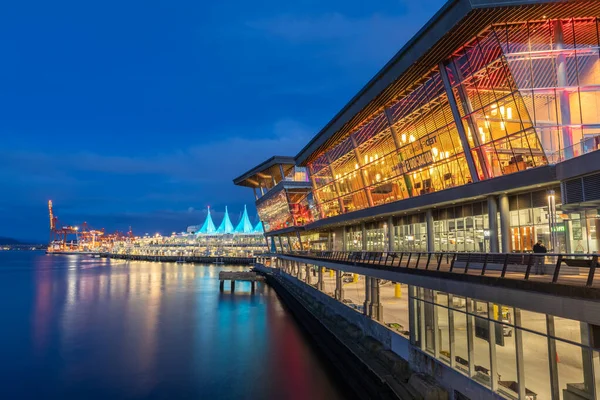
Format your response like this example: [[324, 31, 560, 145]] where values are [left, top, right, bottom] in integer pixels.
[[0, 0, 447, 241]]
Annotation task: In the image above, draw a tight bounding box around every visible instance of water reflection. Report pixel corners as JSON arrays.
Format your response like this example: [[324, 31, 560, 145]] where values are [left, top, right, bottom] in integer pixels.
[[0, 253, 345, 399]]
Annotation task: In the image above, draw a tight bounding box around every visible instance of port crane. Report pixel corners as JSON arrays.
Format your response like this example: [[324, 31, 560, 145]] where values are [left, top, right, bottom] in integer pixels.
[[47, 200, 135, 253], [48, 200, 79, 251]]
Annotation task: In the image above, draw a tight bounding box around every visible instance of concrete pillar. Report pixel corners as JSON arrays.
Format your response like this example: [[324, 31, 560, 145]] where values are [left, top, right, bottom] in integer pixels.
[[514, 309, 526, 400], [547, 316, 560, 399], [335, 270, 344, 301], [489, 309, 498, 392], [387, 216, 394, 252], [467, 313, 475, 377], [499, 194, 511, 253], [487, 195, 499, 253], [369, 278, 383, 321], [580, 322, 595, 396], [364, 276, 371, 317], [426, 209, 434, 252], [361, 222, 367, 251], [317, 266, 324, 291], [448, 295, 456, 369]]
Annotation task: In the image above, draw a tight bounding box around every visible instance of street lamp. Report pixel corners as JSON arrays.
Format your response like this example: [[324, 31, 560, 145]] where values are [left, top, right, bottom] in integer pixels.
[[547, 190, 557, 252]]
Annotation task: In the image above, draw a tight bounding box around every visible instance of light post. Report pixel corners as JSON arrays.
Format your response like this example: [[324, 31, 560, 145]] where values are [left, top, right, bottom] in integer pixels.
[[547, 190, 557, 252]]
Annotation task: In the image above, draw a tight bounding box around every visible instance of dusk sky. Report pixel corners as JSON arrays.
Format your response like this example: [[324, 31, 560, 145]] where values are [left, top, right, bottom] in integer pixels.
[[0, 0, 446, 241]]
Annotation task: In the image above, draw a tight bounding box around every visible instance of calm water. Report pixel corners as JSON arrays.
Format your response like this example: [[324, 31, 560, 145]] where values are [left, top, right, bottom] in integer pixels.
[[0, 252, 346, 399]]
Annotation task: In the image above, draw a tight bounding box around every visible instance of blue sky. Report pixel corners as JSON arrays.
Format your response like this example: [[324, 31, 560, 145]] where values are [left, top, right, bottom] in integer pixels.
[[0, 0, 446, 241]]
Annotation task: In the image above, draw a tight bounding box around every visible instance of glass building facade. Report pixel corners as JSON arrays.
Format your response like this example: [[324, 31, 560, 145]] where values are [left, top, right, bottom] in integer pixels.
[[410, 285, 600, 400], [305, 17, 600, 221]]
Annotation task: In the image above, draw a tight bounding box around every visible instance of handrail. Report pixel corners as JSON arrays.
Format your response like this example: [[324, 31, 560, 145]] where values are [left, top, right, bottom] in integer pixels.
[[271, 250, 599, 288]]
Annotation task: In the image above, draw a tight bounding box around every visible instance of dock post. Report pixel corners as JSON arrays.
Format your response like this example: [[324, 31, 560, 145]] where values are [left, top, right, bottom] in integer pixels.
[[231, 280, 235, 292], [251, 281, 255, 293], [219, 280, 224, 292]]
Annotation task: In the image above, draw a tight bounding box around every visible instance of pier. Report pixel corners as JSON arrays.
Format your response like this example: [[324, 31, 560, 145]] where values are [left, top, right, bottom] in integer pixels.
[[218, 271, 264, 292], [102, 253, 255, 265]]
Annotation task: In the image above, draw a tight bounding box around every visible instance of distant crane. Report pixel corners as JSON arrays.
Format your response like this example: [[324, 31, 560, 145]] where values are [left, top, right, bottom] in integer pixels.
[[47, 200, 79, 252]]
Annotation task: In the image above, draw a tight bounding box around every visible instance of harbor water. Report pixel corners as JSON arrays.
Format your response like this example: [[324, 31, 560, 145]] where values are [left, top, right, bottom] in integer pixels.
[[0, 252, 347, 399]]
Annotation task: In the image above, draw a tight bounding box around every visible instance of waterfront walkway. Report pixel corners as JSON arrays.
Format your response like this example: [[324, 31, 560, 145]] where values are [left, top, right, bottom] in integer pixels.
[[278, 251, 600, 292]]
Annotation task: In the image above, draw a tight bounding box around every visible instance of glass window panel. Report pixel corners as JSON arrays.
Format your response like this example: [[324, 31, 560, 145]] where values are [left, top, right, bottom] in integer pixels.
[[522, 329, 552, 399], [556, 340, 593, 399], [519, 309, 548, 335], [435, 292, 449, 307], [472, 316, 492, 388], [424, 301, 436, 355], [469, 299, 488, 316], [437, 305, 451, 363], [554, 317, 583, 344], [453, 310, 469, 374], [495, 323, 518, 399]]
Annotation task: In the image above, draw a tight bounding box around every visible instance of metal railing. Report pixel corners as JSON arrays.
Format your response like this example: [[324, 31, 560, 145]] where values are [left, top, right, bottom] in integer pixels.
[[277, 250, 599, 288]]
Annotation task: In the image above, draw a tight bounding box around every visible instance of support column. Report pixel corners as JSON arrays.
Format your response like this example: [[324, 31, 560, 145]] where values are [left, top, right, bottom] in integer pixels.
[[369, 278, 383, 321], [547, 316, 560, 400], [387, 216, 394, 252], [361, 222, 367, 251], [489, 314, 498, 392], [433, 299, 441, 359], [305, 265, 311, 285], [580, 322, 595, 397], [438, 62, 481, 182], [408, 286, 417, 345], [487, 195, 499, 253], [467, 312, 475, 377], [364, 276, 372, 317], [448, 295, 456, 369], [426, 209, 434, 252], [334, 270, 344, 301], [514, 309, 526, 400], [499, 193, 511, 253], [317, 266, 324, 291]]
